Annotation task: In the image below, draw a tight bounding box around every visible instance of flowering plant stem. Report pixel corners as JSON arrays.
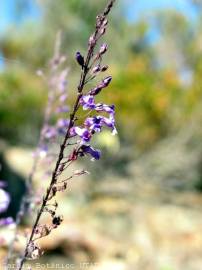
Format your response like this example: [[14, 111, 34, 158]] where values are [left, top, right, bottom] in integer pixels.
[[6, 96, 51, 267], [16, 1, 116, 269]]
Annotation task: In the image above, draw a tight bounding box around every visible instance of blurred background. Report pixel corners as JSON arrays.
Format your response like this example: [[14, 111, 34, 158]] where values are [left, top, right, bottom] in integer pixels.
[[1, 0, 202, 269]]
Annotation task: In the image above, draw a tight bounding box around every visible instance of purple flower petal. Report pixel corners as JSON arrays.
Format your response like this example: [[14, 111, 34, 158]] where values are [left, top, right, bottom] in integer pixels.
[[42, 126, 57, 139], [0, 189, 10, 213], [0, 217, 14, 227], [95, 103, 115, 114], [80, 145, 101, 160], [80, 95, 96, 110], [71, 127, 92, 143], [56, 105, 69, 113], [84, 115, 117, 135]]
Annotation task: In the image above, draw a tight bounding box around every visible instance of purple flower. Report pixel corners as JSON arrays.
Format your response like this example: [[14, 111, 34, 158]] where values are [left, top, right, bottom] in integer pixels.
[[80, 95, 96, 110], [38, 145, 48, 158], [0, 188, 10, 213], [57, 119, 70, 135], [80, 145, 101, 160], [0, 217, 14, 227], [42, 126, 57, 140], [59, 94, 68, 102], [95, 103, 115, 115], [70, 127, 92, 143], [84, 115, 117, 135], [58, 69, 68, 92], [0, 181, 6, 188], [84, 116, 103, 133], [56, 105, 69, 113]]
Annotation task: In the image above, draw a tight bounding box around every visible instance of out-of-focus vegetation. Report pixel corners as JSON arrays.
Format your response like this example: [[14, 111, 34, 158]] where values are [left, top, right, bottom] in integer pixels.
[[1, 0, 202, 269]]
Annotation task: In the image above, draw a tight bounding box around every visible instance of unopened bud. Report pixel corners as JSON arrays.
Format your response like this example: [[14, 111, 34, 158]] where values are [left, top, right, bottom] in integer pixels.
[[99, 43, 108, 54], [92, 65, 101, 73], [89, 86, 102, 96], [89, 35, 95, 46], [102, 76, 112, 87], [101, 65, 109, 72], [75, 52, 84, 67], [103, 19, 108, 27], [100, 27, 106, 36]]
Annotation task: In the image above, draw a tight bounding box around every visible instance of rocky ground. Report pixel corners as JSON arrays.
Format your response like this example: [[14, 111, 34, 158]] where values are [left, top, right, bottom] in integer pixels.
[[1, 147, 202, 270]]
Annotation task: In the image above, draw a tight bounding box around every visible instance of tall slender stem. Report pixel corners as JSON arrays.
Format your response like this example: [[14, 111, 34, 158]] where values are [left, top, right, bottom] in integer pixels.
[[16, 1, 116, 269]]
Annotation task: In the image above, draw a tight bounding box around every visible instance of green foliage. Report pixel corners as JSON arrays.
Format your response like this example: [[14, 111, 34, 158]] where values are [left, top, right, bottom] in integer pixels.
[[0, 68, 45, 145]]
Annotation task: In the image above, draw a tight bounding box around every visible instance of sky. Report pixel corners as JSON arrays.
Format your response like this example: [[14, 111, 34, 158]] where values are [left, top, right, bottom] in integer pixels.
[[0, 0, 39, 33], [0, 0, 197, 32], [127, 0, 196, 22]]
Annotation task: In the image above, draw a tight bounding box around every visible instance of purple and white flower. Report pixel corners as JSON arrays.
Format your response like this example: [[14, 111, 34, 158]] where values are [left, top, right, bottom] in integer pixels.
[[0, 217, 14, 227], [80, 145, 101, 160], [84, 115, 117, 135], [95, 103, 115, 115], [0, 188, 10, 213], [80, 95, 96, 110], [70, 127, 92, 143], [57, 119, 70, 135]]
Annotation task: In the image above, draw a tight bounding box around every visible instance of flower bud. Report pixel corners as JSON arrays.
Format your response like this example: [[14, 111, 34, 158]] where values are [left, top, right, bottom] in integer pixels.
[[103, 19, 108, 27], [89, 35, 96, 46], [103, 76, 112, 87], [99, 43, 108, 55], [101, 65, 109, 72], [92, 65, 101, 74], [100, 27, 106, 36], [89, 86, 102, 96], [75, 52, 84, 67]]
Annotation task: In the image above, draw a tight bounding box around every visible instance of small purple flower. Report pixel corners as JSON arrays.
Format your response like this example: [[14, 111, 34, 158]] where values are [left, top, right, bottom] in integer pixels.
[[80, 145, 101, 160], [84, 116, 103, 133], [85, 115, 117, 135], [95, 103, 115, 115], [38, 145, 48, 158], [58, 69, 68, 92], [70, 127, 92, 143], [0, 181, 6, 188], [57, 119, 69, 128], [80, 95, 96, 110], [102, 115, 117, 135], [42, 126, 57, 140], [0, 217, 14, 227], [56, 105, 69, 113], [57, 119, 70, 135], [0, 188, 10, 213], [59, 94, 68, 102]]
